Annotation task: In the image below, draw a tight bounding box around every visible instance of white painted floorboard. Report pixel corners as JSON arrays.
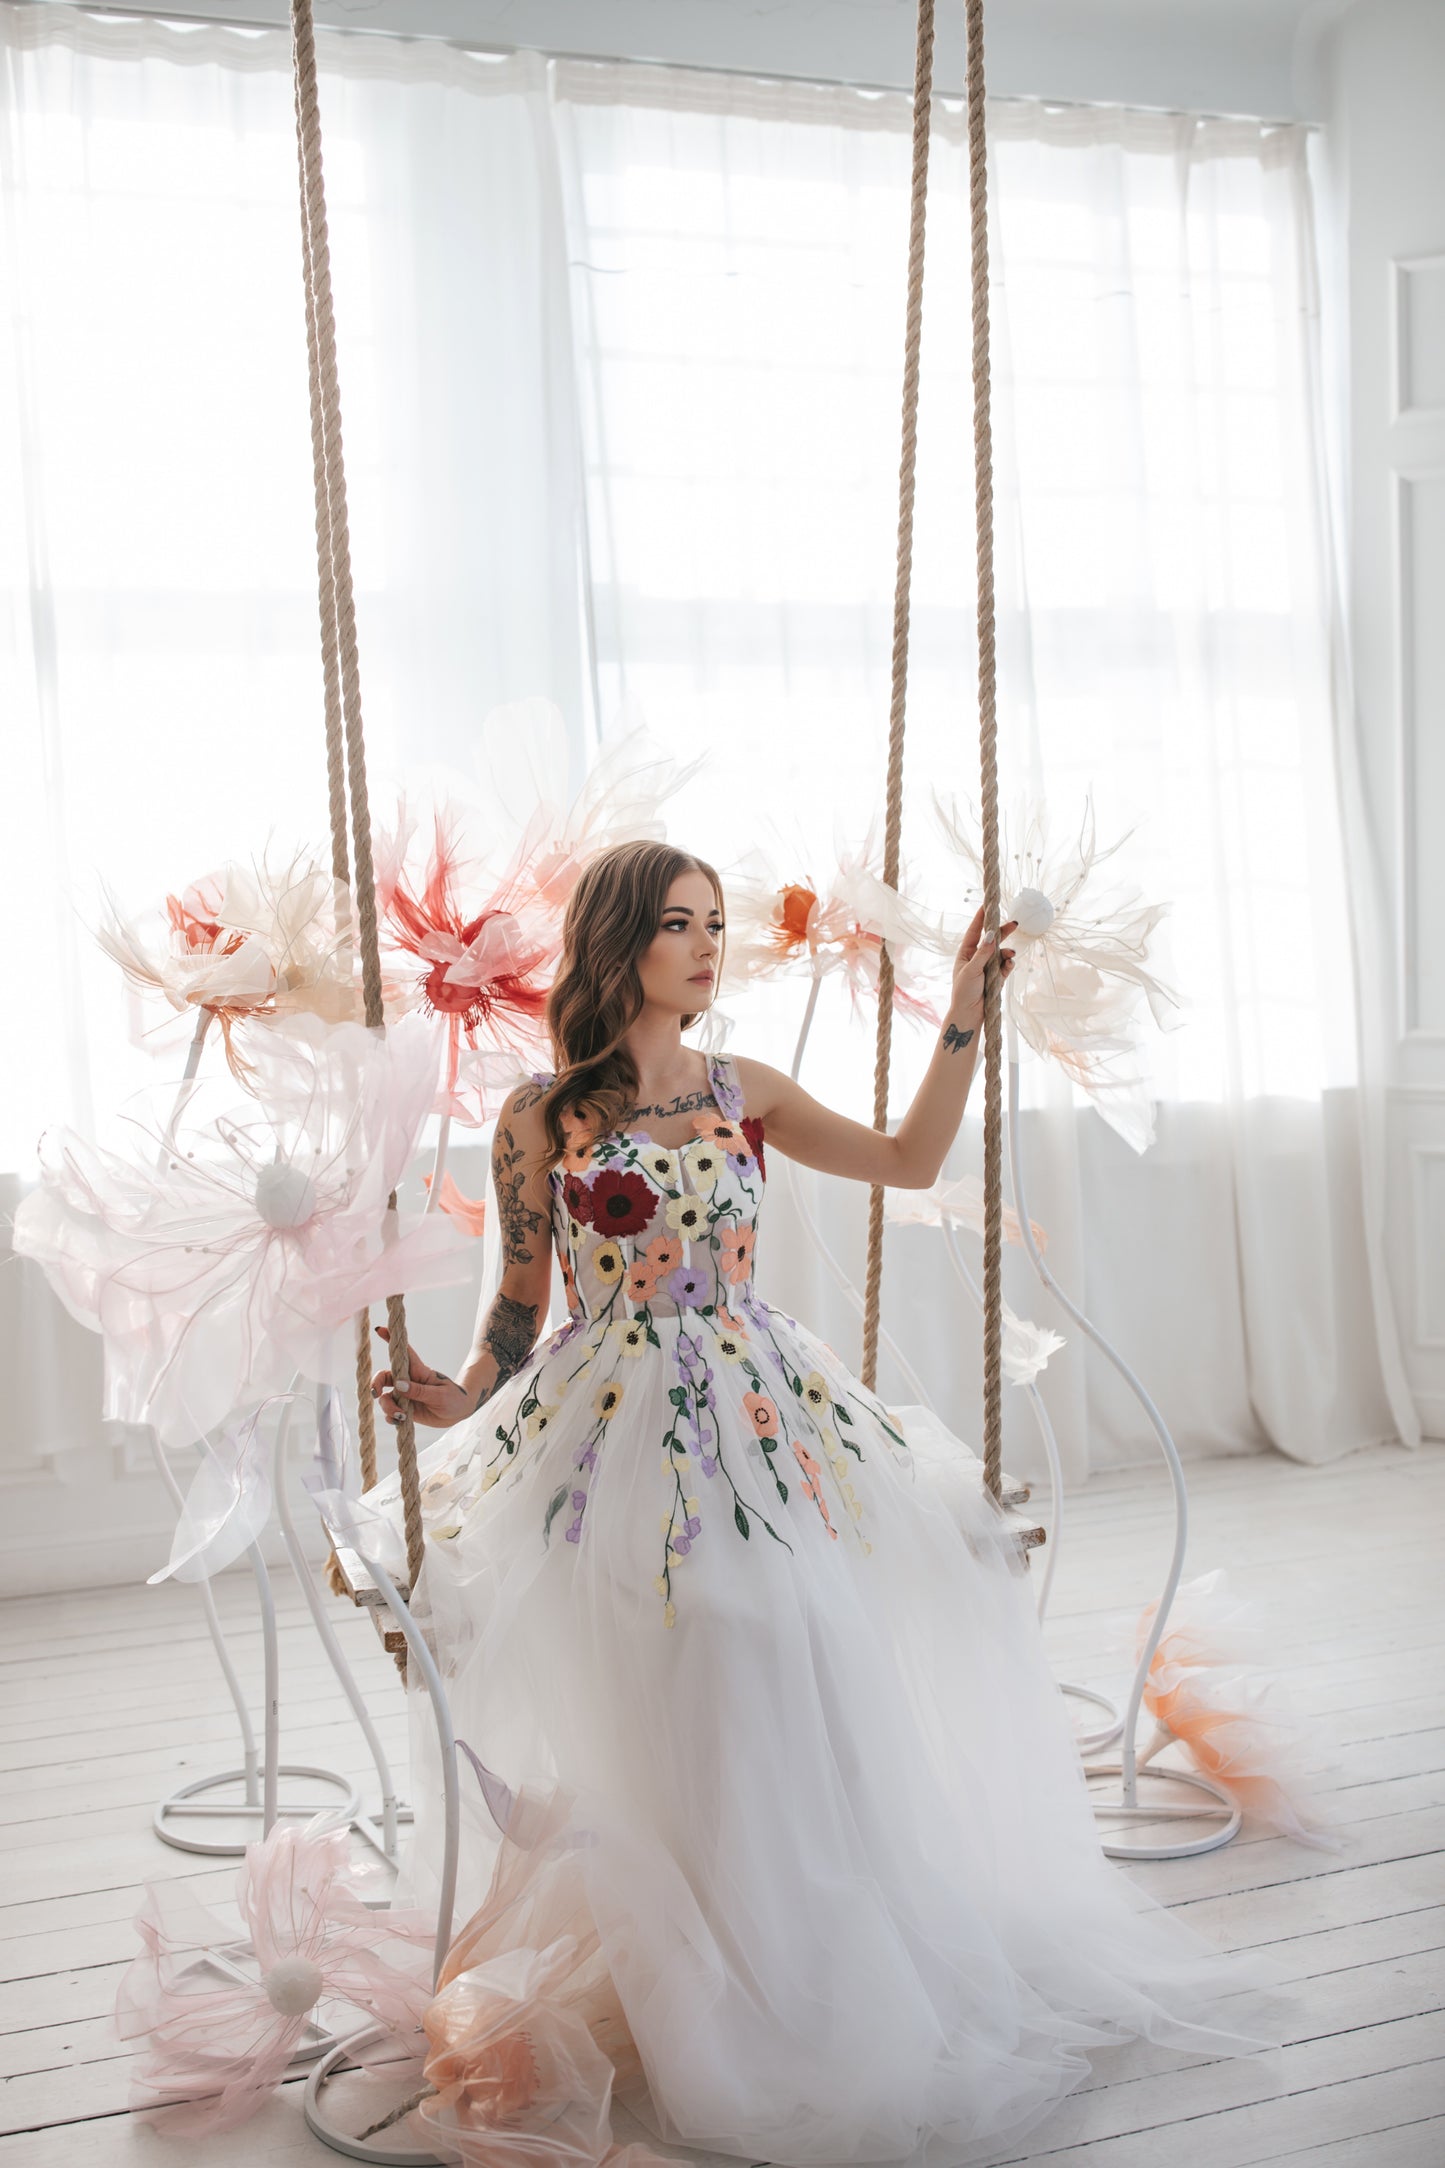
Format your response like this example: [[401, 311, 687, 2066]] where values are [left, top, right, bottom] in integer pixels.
[[0, 1441, 1441, 2165]]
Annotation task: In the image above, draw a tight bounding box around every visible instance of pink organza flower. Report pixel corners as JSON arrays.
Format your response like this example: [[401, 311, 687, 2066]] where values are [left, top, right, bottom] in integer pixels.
[[378, 804, 557, 1128], [12, 1012, 469, 1448], [115, 1819, 435, 2136]]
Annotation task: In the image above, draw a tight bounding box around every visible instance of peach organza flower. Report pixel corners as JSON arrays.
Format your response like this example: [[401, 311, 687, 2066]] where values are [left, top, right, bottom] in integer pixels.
[[1136, 1570, 1345, 1851], [115, 1819, 434, 2136], [410, 1763, 681, 2168]]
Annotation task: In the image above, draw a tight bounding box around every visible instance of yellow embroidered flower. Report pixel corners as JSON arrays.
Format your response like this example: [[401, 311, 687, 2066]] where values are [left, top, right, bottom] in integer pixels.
[[608, 1318, 649, 1358], [524, 1403, 558, 1441], [711, 1319, 749, 1362], [863, 1539, 874, 1556], [653, 1573, 668, 1598], [663, 1600, 677, 1629], [593, 1379, 625, 1420], [568, 1216, 586, 1245], [660, 1512, 673, 1535], [682, 1139, 723, 1194], [664, 1194, 706, 1238], [801, 1371, 830, 1415], [593, 1242, 625, 1283], [638, 1144, 680, 1188], [685, 1495, 700, 1516], [427, 1520, 462, 1543], [481, 1465, 501, 1492]]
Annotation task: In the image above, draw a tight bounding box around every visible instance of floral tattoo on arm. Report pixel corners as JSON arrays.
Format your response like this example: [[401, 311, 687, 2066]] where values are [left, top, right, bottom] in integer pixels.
[[493, 1121, 547, 1265], [475, 1290, 540, 1407]]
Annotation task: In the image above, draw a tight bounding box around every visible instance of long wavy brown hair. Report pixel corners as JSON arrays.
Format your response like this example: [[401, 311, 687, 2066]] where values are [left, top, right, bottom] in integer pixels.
[[535, 840, 726, 1177]]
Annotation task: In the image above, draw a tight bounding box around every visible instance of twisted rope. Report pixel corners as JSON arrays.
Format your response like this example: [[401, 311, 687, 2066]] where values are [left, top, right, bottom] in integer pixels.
[[861, 0, 935, 1395], [291, 0, 421, 1593], [965, 0, 1004, 1504]]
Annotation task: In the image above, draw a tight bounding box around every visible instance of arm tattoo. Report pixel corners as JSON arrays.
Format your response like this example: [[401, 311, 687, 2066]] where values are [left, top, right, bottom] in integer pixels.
[[493, 1122, 547, 1265], [625, 1089, 719, 1123], [510, 1080, 547, 1114], [476, 1291, 539, 1404], [941, 1022, 975, 1055]]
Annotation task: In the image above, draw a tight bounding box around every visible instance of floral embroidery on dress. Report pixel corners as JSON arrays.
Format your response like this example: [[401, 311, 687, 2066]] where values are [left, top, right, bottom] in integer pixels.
[[463, 1054, 882, 1619]]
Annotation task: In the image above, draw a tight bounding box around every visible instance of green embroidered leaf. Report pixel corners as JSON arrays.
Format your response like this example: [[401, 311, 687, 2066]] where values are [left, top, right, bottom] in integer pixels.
[[777, 1479, 789, 1503], [791, 1376, 803, 1395], [834, 1404, 853, 1425], [646, 1329, 661, 1348], [701, 1304, 714, 1317], [542, 1483, 568, 1542], [668, 1386, 687, 1408], [494, 1426, 509, 1442], [733, 1500, 750, 1540], [842, 1436, 864, 1460]]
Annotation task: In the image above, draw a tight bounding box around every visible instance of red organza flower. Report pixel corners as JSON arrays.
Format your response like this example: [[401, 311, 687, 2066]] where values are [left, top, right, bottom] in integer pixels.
[[587, 1170, 655, 1240]]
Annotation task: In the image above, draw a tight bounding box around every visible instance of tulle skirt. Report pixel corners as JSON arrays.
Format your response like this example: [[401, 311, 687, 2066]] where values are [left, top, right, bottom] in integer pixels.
[[362, 1299, 1288, 2166]]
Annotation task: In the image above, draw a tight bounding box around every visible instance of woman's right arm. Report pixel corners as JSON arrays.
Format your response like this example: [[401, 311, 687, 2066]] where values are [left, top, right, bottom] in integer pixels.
[[373, 1082, 557, 1429]]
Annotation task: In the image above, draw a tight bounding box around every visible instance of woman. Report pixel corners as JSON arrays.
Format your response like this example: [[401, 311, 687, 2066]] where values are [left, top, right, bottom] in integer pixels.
[[365, 837, 1283, 2166]]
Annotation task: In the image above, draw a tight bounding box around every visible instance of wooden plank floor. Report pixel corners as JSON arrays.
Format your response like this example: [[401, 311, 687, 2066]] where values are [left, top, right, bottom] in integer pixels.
[[1, 1440, 1441, 2165]]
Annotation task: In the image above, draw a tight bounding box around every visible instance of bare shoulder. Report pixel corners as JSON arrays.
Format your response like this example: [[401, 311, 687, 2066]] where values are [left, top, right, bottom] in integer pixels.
[[730, 1054, 793, 1124], [494, 1078, 552, 1156]]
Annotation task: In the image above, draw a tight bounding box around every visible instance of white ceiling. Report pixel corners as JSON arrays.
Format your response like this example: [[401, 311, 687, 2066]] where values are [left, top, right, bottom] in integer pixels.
[[44, 0, 1354, 117]]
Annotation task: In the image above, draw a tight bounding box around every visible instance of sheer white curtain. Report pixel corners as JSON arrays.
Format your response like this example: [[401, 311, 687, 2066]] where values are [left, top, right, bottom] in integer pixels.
[[0, 11, 1414, 1554], [0, 6, 581, 1511], [554, 60, 1418, 1470]]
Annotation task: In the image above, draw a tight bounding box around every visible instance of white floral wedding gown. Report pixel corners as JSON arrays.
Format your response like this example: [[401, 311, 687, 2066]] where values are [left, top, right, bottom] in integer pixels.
[[364, 1051, 1283, 2166]]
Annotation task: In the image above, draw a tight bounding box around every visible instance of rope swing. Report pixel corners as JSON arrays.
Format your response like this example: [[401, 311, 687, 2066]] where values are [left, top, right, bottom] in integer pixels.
[[861, 0, 1005, 1513]]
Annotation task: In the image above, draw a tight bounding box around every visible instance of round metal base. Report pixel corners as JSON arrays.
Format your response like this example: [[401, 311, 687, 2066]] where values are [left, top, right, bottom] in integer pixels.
[[304, 2025, 442, 2164], [1084, 1762, 1242, 1860], [154, 1766, 362, 1856], [1060, 1680, 1124, 1755]]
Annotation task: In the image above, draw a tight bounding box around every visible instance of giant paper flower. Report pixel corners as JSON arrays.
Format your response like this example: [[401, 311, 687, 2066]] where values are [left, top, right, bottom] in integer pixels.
[[377, 806, 556, 1127], [98, 850, 363, 1077], [931, 792, 1182, 1152], [12, 1013, 469, 1448], [720, 829, 942, 1024], [115, 1818, 435, 2136], [1135, 1570, 1343, 1852]]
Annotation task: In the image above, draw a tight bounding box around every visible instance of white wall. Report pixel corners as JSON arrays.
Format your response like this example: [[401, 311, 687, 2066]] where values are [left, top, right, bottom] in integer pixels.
[[1315, 0, 1445, 1438]]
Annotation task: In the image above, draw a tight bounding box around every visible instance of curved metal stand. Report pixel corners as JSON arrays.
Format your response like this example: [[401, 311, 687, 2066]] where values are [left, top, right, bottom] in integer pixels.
[[304, 2024, 439, 2165], [302, 1540, 460, 2165], [273, 1393, 407, 1862], [939, 1218, 1123, 1755], [154, 1539, 361, 1853], [1003, 1020, 1236, 1859]]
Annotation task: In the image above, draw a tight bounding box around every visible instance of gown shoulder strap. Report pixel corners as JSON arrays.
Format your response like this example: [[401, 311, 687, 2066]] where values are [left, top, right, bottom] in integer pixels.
[[708, 1050, 746, 1123]]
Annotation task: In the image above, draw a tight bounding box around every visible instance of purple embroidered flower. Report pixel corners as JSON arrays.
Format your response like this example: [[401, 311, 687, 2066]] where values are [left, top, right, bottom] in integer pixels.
[[667, 1265, 709, 1308], [725, 1149, 757, 1179], [673, 1535, 692, 1556], [565, 1518, 583, 1543], [571, 1488, 586, 1509], [700, 1454, 717, 1477], [577, 1441, 598, 1472], [685, 1514, 701, 1537], [677, 1330, 704, 1364]]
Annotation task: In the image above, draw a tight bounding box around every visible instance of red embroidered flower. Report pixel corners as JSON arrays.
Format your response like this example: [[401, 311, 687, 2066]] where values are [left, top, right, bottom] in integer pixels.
[[740, 1116, 767, 1177], [563, 1173, 595, 1225], [588, 1168, 656, 1239]]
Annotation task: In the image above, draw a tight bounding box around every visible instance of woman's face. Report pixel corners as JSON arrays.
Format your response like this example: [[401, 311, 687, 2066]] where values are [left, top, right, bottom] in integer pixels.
[[637, 870, 724, 1018]]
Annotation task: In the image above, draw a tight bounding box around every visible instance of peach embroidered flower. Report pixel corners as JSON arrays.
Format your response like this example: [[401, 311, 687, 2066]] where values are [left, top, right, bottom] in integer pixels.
[[626, 1258, 664, 1302], [644, 1233, 684, 1275], [742, 1391, 779, 1440], [691, 1110, 748, 1156], [793, 1437, 838, 1539], [719, 1223, 755, 1284]]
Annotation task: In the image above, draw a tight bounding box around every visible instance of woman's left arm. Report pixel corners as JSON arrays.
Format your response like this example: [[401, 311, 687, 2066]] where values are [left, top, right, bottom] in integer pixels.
[[736, 906, 1016, 1190]]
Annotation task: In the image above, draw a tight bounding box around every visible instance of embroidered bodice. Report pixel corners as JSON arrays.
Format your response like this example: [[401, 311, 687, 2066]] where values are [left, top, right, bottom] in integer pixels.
[[530, 1051, 767, 1334]]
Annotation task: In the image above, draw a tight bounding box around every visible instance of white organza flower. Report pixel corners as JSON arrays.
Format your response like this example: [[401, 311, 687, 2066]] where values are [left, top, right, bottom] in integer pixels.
[[97, 851, 364, 1076], [932, 792, 1182, 1152], [719, 825, 942, 1024], [12, 1014, 468, 1448]]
